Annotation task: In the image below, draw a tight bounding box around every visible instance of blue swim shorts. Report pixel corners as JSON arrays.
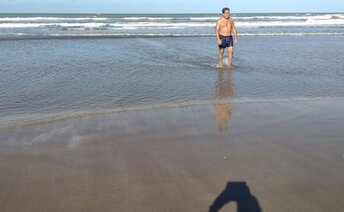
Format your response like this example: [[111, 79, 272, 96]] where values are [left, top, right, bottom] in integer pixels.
[[218, 35, 233, 49]]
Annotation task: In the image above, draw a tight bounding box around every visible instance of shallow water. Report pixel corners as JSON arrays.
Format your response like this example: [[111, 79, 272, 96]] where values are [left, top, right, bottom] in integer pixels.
[[1, 14, 344, 129]]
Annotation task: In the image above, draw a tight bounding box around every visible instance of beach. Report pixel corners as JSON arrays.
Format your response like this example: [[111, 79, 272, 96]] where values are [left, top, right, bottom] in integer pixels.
[[1, 13, 344, 211], [1, 98, 344, 211]]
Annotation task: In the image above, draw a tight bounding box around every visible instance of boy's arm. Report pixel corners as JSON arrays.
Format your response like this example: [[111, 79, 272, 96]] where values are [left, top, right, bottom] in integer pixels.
[[215, 20, 221, 45], [232, 20, 238, 43]]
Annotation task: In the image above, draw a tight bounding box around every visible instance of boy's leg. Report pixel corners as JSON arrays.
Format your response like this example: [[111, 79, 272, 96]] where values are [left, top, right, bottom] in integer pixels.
[[228, 47, 234, 66], [218, 48, 225, 67]]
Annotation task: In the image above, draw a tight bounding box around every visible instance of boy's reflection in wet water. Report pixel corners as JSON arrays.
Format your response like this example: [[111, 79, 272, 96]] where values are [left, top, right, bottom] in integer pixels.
[[213, 67, 234, 133]]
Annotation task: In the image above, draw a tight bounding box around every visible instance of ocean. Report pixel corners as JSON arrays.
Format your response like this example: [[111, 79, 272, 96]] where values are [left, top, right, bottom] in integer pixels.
[[1, 13, 344, 130], [1, 13, 344, 39]]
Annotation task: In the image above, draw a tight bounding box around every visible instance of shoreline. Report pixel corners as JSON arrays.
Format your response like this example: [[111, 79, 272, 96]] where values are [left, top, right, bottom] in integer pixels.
[[1, 96, 344, 132], [1, 98, 344, 211]]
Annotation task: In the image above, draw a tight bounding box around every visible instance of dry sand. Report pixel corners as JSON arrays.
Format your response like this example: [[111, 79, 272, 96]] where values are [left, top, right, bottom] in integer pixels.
[[0, 99, 344, 211]]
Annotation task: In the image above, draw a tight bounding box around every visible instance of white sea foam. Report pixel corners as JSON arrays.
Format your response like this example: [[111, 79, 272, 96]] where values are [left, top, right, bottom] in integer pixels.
[[0, 23, 102, 28], [239, 32, 344, 36], [1, 33, 214, 38], [122, 17, 173, 20], [236, 14, 344, 20], [1, 14, 343, 22], [1, 18, 344, 29], [190, 17, 219, 21], [0, 16, 173, 22], [0, 22, 216, 28], [235, 19, 344, 28], [0, 17, 111, 21]]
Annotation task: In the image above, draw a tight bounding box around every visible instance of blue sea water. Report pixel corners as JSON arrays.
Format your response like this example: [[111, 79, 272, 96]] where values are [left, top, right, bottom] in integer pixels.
[[1, 13, 344, 39], [0, 13, 344, 129]]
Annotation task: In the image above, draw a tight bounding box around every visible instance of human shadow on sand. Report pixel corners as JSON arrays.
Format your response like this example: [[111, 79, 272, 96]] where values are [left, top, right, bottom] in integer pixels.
[[209, 181, 262, 212]]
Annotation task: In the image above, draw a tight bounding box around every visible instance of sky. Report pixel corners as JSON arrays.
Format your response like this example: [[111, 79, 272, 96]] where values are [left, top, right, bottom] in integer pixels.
[[0, 0, 343, 13]]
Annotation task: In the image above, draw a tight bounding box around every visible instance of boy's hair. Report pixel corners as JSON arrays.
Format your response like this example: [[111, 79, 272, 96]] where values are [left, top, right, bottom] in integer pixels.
[[222, 7, 230, 14]]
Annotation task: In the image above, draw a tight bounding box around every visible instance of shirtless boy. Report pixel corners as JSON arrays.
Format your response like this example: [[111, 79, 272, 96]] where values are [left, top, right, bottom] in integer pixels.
[[215, 8, 238, 67]]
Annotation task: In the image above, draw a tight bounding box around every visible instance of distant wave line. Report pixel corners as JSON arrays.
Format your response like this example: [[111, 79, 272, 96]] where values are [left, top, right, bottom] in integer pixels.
[[1, 14, 343, 22], [1, 32, 344, 40], [0, 17, 174, 21], [0, 22, 215, 28], [1, 19, 344, 29]]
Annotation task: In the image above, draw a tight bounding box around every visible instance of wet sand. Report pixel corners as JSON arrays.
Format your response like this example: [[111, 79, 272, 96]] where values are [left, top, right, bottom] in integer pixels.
[[1, 99, 344, 211]]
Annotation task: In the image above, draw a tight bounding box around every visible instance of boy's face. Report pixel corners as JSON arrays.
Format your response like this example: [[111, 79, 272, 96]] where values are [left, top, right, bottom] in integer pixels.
[[223, 10, 230, 19]]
